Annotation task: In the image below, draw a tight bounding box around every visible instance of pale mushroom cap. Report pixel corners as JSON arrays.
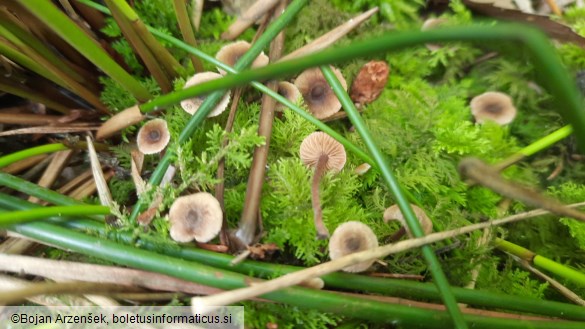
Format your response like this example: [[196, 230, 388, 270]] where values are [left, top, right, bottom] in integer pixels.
[[329, 221, 379, 273], [275, 81, 301, 111], [383, 204, 433, 237], [136, 118, 170, 155], [470, 91, 517, 125], [215, 40, 269, 75], [180, 72, 231, 117], [168, 192, 223, 243], [299, 132, 346, 172], [294, 66, 347, 119]]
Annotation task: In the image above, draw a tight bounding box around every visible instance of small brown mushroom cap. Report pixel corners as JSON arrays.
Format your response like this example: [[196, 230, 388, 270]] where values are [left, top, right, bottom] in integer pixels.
[[180, 72, 231, 117], [421, 18, 447, 51], [136, 118, 170, 155], [275, 81, 301, 111], [215, 40, 269, 75], [470, 91, 517, 125], [383, 204, 433, 237], [294, 66, 347, 119], [168, 192, 223, 243], [350, 60, 390, 106], [299, 131, 346, 172], [329, 221, 379, 273]]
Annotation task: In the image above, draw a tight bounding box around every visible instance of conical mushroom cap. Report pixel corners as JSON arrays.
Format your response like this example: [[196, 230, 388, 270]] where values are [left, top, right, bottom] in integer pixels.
[[215, 40, 269, 75], [299, 132, 346, 172], [294, 66, 347, 119], [136, 118, 170, 155], [329, 221, 378, 273], [168, 192, 223, 243], [180, 72, 231, 117], [383, 204, 433, 237], [470, 91, 517, 125], [275, 81, 301, 111]]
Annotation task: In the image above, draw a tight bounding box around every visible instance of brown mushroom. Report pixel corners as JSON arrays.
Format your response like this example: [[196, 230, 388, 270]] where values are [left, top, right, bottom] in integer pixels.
[[470, 91, 517, 125], [275, 81, 301, 111], [383, 204, 433, 240], [300, 131, 346, 239], [294, 66, 347, 119], [329, 221, 378, 273], [180, 72, 231, 117], [136, 118, 170, 155], [350, 60, 390, 106], [215, 40, 269, 75], [168, 192, 223, 243]]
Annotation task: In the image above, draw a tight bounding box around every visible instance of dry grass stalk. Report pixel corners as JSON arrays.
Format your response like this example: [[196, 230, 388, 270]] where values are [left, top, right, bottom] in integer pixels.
[[69, 169, 114, 200], [86, 136, 114, 207], [222, 0, 281, 40], [0, 113, 61, 125], [56, 168, 94, 195], [0, 274, 94, 306], [279, 7, 379, 62], [28, 149, 74, 203], [0, 125, 99, 137]]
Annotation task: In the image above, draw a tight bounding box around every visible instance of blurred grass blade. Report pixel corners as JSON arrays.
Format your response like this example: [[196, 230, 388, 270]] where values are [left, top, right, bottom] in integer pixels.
[[0, 205, 109, 227], [0, 144, 68, 169], [18, 0, 151, 102]]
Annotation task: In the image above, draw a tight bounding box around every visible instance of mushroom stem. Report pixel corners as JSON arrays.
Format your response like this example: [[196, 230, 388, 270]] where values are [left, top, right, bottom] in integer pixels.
[[388, 227, 407, 243], [312, 154, 330, 239]]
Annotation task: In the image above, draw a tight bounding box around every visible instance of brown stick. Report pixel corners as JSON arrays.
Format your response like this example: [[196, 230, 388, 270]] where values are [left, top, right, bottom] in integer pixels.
[[236, 3, 286, 247]]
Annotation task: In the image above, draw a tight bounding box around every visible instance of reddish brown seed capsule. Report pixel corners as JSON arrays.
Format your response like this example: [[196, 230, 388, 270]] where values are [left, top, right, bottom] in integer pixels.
[[350, 61, 390, 106]]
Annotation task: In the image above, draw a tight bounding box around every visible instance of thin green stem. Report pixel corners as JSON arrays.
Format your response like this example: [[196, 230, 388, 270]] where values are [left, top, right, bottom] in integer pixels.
[[321, 66, 467, 329], [518, 125, 573, 157], [495, 238, 585, 287], [1, 193, 584, 322], [18, 0, 151, 102], [0, 172, 82, 206], [0, 205, 109, 227], [0, 144, 68, 169]]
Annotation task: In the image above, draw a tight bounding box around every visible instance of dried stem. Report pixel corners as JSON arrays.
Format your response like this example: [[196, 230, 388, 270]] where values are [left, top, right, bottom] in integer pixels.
[[0, 253, 224, 296], [236, 3, 286, 247], [0, 281, 138, 305]]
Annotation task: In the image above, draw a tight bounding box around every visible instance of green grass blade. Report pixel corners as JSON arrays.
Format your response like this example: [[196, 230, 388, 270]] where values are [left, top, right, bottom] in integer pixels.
[[0, 144, 68, 169], [0, 205, 109, 227], [18, 0, 151, 102], [321, 66, 467, 329]]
